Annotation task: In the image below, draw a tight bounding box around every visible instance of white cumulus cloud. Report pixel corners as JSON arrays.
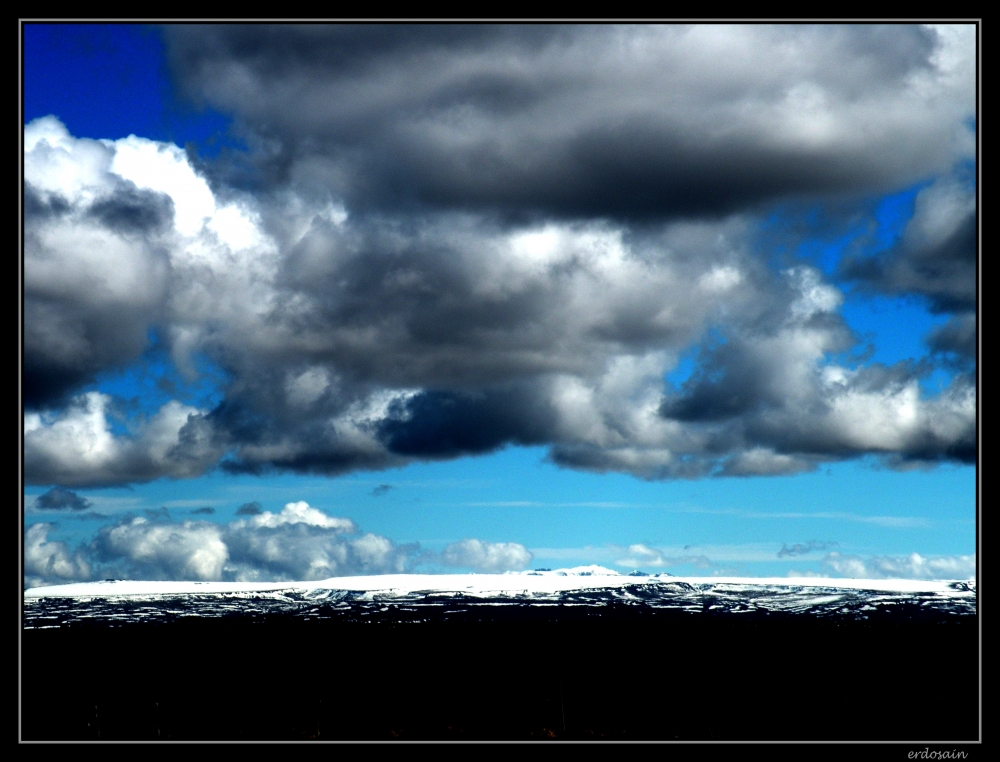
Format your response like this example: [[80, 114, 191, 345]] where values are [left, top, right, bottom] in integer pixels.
[[24, 392, 221, 487], [77, 501, 525, 582], [440, 538, 533, 573], [93, 517, 228, 581], [24, 523, 90, 588], [822, 551, 976, 580], [234, 500, 356, 532]]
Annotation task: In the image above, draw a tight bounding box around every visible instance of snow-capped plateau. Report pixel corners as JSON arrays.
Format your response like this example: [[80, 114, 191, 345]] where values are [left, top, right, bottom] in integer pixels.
[[23, 566, 975, 627], [24, 565, 972, 598]]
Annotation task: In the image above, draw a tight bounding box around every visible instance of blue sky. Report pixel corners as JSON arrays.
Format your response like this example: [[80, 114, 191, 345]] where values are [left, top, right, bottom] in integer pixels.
[[22, 24, 977, 584]]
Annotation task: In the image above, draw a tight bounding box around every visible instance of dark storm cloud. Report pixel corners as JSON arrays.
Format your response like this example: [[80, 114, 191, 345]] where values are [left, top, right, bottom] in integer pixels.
[[22, 25, 975, 487], [378, 387, 555, 458], [34, 486, 91, 511], [23, 302, 151, 410], [86, 181, 175, 234], [235, 501, 263, 516], [841, 171, 976, 313], [261, 215, 737, 387], [685, 357, 976, 469], [23, 141, 173, 409], [23, 184, 71, 221], [163, 24, 958, 222], [209, 391, 407, 477], [652, 268, 976, 473], [928, 312, 976, 363], [177, 213, 755, 477]]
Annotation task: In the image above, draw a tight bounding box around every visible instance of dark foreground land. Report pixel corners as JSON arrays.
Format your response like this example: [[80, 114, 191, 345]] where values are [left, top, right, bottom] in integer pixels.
[[22, 605, 978, 741]]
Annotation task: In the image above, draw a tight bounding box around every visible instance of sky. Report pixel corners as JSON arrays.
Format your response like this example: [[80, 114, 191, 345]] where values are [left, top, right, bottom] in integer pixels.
[[21, 23, 977, 587]]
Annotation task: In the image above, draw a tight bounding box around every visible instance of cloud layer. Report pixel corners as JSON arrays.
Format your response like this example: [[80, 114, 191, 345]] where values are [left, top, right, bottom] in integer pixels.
[[822, 551, 976, 580], [25, 507, 974, 587], [23, 25, 976, 488], [165, 24, 972, 220], [25, 501, 534, 586]]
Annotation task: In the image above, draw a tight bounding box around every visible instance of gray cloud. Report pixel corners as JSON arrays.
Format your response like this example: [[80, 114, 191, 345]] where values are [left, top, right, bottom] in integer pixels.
[[928, 312, 976, 365], [378, 386, 555, 459], [85, 180, 175, 235], [371, 484, 393, 496], [653, 268, 976, 472], [235, 501, 263, 515], [191, 506, 216, 515], [164, 24, 968, 222], [23, 124, 174, 409], [777, 540, 839, 558], [34, 486, 91, 511], [24, 392, 223, 487], [841, 171, 976, 314], [22, 24, 976, 488]]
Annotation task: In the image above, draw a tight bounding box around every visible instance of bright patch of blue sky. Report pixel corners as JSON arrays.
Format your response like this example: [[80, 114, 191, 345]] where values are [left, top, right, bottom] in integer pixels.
[[757, 181, 926, 275], [24, 446, 974, 577], [871, 186, 924, 254], [839, 295, 949, 362], [23, 24, 239, 154], [82, 330, 228, 422]]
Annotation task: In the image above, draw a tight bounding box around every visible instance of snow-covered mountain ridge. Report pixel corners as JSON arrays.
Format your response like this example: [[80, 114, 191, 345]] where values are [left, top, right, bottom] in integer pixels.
[[24, 565, 973, 599], [24, 566, 975, 627]]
